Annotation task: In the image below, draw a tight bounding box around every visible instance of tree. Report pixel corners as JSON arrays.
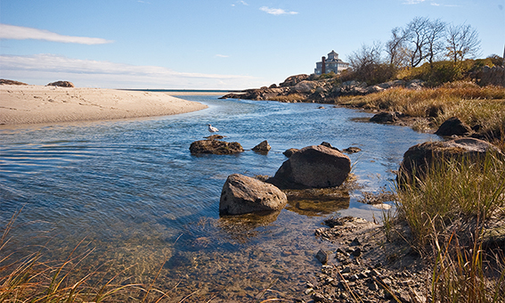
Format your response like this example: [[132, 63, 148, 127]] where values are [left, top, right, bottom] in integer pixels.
[[425, 19, 446, 66], [385, 27, 410, 67], [348, 41, 383, 73], [405, 17, 431, 67], [445, 24, 481, 62]]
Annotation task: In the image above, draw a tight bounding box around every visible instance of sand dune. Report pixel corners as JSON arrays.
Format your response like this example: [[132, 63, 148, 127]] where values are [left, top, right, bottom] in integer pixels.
[[0, 85, 210, 125]]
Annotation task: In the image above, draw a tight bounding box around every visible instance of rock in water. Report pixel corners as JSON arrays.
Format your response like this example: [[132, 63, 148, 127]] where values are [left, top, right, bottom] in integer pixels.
[[189, 137, 243, 155], [220, 174, 287, 215], [435, 117, 472, 136], [269, 145, 351, 189], [283, 148, 299, 158], [252, 140, 271, 154]]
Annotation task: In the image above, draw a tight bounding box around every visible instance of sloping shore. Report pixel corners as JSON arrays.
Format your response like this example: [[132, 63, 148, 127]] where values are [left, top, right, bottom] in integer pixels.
[[0, 85, 209, 125]]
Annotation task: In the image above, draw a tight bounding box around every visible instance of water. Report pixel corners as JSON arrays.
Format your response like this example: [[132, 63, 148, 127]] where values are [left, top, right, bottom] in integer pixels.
[[0, 95, 438, 301]]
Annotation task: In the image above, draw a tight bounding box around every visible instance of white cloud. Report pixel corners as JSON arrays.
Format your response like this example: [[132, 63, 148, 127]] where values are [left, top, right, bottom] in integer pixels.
[[259, 6, 298, 15], [0, 24, 113, 45], [215, 54, 229, 58], [0, 54, 257, 89], [403, 0, 426, 4]]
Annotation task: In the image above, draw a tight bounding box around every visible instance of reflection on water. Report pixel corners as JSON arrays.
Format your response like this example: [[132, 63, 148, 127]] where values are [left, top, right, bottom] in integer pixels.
[[0, 96, 438, 301]]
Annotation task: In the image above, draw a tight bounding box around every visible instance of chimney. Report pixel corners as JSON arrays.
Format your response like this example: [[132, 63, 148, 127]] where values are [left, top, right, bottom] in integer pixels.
[[321, 56, 326, 74]]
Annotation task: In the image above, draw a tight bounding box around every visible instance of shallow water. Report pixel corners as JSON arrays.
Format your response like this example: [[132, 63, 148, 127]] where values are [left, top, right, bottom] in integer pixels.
[[0, 95, 438, 301]]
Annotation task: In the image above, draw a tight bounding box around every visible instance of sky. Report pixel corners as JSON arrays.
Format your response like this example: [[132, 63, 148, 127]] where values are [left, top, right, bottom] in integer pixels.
[[0, 0, 504, 89]]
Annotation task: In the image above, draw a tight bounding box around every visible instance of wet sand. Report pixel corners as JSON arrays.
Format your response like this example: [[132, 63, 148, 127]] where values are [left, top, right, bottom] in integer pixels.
[[0, 85, 210, 125]]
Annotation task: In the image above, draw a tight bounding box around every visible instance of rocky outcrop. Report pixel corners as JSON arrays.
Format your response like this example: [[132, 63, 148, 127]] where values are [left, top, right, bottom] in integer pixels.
[[189, 137, 244, 155], [0, 79, 28, 85], [219, 174, 287, 215], [279, 74, 310, 87], [219, 74, 425, 103], [435, 117, 472, 136], [268, 145, 351, 189], [47, 81, 75, 87], [477, 65, 505, 87], [398, 138, 502, 183], [252, 140, 271, 154]]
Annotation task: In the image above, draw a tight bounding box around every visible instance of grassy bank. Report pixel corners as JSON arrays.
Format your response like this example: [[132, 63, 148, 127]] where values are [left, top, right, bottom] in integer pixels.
[[388, 152, 505, 302], [337, 82, 505, 138]]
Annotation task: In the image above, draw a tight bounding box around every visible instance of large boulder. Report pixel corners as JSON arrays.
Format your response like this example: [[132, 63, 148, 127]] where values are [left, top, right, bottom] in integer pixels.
[[47, 81, 74, 87], [435, 117, 472, 137], [292, 80, 316, 93], [398, 138, 502, 183], [268, 145, 351, 189], [189, 137, 243, 155], [219, 174, 288, 215]]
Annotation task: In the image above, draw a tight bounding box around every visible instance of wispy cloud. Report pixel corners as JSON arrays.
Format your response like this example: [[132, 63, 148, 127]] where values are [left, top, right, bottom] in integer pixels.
[[0, 54, 256, 88], [259, 6, 298, 15], [0, 24, 113, 45], [403, 0, 426, 4], [215, 54, 229, 58], [231, 1, 248, 7]]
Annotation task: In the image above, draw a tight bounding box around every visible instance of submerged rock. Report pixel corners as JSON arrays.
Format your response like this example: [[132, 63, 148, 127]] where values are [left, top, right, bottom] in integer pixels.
[[269, 145, 351, 189], [219, 174, 287, 215]]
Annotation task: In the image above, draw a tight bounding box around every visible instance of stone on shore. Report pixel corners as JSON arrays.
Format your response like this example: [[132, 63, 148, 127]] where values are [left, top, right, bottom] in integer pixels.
[[269, 145, 351, 189], [252, 140, 271, 154], [47, 81, 75, 88], [370, 112, 398, 124], [219, 174, 287, 215], [398, 137, 502, 183], [435, 117, 472, 136], [190, 137, 244, 155]]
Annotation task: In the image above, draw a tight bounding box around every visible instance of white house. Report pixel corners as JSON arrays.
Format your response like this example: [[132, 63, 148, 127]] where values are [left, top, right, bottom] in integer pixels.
[[314, 50, 349, 75]]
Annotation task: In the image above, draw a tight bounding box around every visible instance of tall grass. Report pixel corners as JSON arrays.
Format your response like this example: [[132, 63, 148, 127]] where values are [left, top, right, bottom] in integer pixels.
[[337, 82, 505, 136], [391, 152, 505, 302]]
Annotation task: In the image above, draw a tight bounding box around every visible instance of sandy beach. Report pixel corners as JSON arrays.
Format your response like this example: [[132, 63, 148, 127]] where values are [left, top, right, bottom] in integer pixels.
[[0, 85, 212, 125]]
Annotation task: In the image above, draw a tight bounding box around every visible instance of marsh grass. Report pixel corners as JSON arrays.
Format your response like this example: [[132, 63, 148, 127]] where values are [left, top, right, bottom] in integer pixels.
[[0, 210, 169, 302], [337, 82, 505, 136], [388, 152, 505, 302]]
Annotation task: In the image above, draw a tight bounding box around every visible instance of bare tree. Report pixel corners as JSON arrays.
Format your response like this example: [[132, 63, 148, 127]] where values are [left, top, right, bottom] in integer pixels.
[[425, 19, 446, 66], [348, 41, 383, 72], [405, 16, 431, 67], [445, 23, 481, 62], [385, 27, 410, 67]]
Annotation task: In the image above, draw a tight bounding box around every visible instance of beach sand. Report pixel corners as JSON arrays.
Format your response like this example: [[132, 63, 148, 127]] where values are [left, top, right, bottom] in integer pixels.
[[0, 85, 213, 125]]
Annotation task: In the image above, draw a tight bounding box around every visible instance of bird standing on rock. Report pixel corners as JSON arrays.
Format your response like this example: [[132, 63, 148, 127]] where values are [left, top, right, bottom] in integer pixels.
[[207, 124, 219, 132]]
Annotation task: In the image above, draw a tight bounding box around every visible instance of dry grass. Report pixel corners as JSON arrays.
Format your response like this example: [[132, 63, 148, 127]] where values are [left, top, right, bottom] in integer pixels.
[[337, 82, 505, 135], [267, 93, 308, 103], [387, 152, 505, 302]]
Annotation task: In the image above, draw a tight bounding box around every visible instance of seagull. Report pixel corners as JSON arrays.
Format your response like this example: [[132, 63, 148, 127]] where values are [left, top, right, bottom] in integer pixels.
[[207, 124, 219, 132]]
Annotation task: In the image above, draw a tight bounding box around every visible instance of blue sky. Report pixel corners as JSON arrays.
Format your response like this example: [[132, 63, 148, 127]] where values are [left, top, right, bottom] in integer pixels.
[[0, 0, 504, 89]]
